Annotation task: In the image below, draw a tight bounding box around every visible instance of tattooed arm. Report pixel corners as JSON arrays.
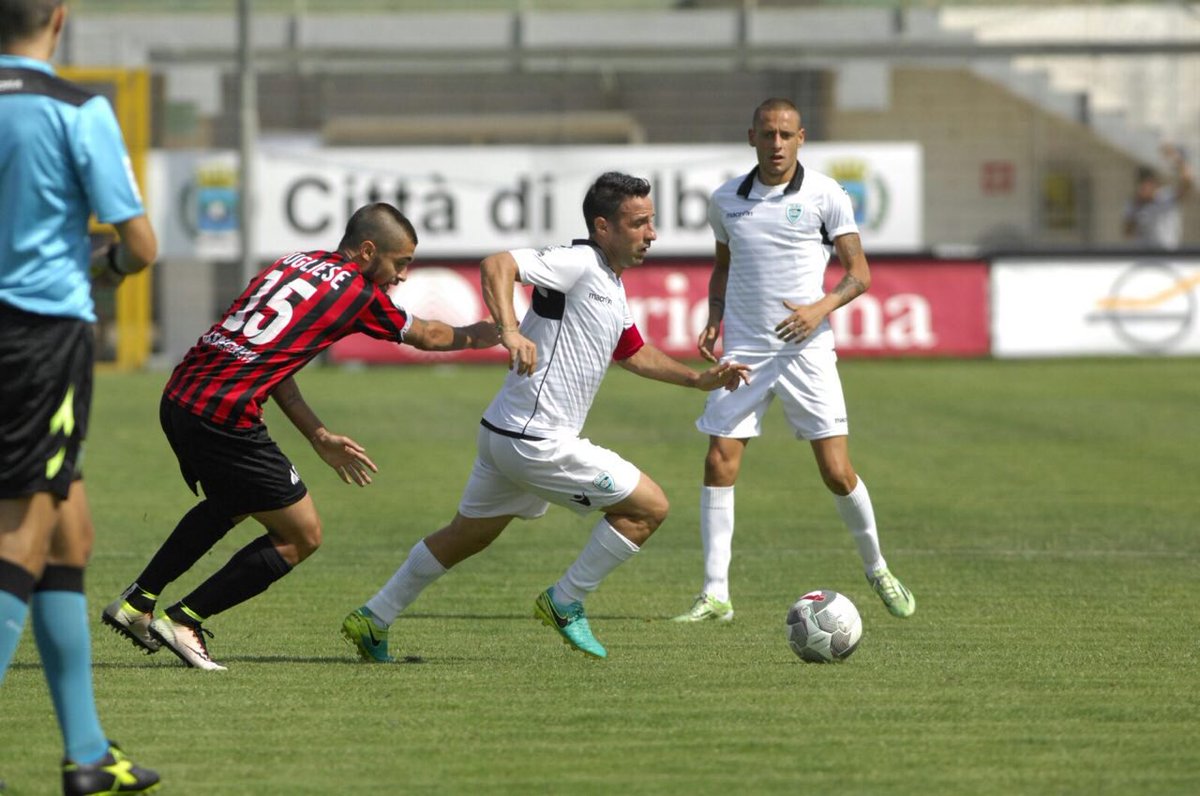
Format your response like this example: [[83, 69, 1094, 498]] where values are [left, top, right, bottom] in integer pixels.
[[775, 232, 872, 343], [830, 232, 872, 303]]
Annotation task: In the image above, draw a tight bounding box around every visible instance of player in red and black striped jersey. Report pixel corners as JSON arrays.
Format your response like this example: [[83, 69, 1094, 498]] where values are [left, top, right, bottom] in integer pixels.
[[164, 241, 416, 430], [101, 203, 499, 670]]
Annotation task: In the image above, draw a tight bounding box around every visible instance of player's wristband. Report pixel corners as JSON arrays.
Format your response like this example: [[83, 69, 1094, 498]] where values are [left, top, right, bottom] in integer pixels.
[[496, 324, 519, 333]]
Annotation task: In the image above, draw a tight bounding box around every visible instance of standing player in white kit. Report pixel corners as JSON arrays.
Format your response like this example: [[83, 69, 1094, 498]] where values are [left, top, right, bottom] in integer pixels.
[[673, 98, 916, 624], [342, 172, 749, 660]]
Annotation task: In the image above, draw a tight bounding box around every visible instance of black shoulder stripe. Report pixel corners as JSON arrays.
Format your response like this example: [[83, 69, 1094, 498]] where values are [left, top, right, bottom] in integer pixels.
[[0, 67, 95, 107], [531, 287, 566, 320]]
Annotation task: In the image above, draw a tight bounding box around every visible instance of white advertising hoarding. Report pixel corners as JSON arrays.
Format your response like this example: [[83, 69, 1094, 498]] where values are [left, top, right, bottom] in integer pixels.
[[992, 257, 1200, 357], [146, 143, 922, 259]]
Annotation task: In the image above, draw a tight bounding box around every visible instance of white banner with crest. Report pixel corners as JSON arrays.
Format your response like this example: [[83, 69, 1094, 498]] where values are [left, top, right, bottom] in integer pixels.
[[147, 143, 922, 259]]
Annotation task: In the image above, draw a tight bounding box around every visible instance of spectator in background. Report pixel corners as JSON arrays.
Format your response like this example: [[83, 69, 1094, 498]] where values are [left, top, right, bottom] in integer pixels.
[[1124, 144, 1194, 250], [1, 0, 160, 793]]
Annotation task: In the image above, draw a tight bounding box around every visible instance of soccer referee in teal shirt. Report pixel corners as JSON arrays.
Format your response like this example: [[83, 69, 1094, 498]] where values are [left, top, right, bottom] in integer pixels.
[[0, 1, 160, 793]]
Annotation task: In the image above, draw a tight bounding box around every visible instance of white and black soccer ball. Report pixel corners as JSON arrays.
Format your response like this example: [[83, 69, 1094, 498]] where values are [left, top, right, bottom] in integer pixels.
[[786, 590, 863, 663]]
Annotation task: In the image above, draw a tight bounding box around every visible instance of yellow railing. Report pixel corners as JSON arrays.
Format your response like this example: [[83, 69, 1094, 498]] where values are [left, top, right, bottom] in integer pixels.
[[61, 67, 152, 370]]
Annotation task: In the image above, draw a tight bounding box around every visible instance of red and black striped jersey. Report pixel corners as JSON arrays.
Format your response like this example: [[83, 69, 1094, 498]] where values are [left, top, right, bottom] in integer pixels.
[[165, 250, 411, 429]]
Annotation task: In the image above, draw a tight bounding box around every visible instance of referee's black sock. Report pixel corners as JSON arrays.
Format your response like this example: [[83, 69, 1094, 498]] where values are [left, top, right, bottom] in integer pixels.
[[132, 500, 235, 604], [172, 535, 292, 620]]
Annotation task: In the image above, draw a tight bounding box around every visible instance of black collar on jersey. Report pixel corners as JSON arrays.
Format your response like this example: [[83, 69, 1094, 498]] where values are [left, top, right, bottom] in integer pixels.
[[0, 66, 94, 107], [571, 238, 617, 276], [736, 163, 805, 198]]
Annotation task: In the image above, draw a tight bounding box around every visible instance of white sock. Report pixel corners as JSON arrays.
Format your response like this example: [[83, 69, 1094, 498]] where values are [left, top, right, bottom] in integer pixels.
[[552, 518, 639, 605], [833, 477, 886, 575], [365, 539, 448, 625], [699, 485, 735, 603]]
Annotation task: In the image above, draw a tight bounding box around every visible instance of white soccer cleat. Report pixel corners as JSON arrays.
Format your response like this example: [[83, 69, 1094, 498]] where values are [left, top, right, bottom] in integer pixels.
[[100, 598, 161, 653], [148, 616, 227, 671]]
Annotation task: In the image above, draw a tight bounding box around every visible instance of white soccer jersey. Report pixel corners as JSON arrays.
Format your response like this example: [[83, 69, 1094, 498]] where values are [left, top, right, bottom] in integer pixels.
[[481, 240, 641, 439], [708, 164, 858, 355]]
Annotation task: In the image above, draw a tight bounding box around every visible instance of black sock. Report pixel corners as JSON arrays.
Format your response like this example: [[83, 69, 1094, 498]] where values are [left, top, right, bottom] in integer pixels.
[[173, 535, 292, 621], [34, 564, 83, 593], [133, 500, 235, 601], [0, 559, 36, 603]]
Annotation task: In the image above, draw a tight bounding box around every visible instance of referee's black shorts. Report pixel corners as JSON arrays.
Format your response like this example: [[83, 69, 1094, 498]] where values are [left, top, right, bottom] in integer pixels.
[[0, 303, 92, 501], [159, 396, 308, 519]]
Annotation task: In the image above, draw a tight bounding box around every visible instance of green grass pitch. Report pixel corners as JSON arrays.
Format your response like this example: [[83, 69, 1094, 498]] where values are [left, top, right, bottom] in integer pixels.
[[2, 358, 1198, 794]]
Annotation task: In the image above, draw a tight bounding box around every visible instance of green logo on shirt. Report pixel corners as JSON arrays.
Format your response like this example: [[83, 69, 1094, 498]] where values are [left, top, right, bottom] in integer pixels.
[[785, 204, 804, 225]]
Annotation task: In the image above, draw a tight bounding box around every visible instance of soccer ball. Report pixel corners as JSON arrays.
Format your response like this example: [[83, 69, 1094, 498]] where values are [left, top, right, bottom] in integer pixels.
[[786, 590, 863, 663]]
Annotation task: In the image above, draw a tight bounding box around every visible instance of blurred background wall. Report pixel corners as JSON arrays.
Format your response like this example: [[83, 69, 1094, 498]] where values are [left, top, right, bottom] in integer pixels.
[[62, 0, 1200, 363]]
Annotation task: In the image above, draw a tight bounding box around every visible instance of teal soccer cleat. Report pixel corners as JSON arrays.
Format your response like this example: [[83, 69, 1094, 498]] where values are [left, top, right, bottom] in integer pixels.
[[341, 607, 394, 662], [534, 588, 607, 659]]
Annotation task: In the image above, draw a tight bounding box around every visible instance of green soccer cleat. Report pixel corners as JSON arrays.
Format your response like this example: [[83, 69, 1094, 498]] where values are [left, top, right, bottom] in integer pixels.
[[62, 742, 160, 795], [868, 566, 916, 618], [671, 593, 735, 622], [534, 588, 607, 659], [341, 607, 394, 663]]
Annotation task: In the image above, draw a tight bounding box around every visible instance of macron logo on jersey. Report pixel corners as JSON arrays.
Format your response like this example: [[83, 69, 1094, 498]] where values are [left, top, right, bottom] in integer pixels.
[[587, 291, 613, 305], [0, 78, 23, 93]]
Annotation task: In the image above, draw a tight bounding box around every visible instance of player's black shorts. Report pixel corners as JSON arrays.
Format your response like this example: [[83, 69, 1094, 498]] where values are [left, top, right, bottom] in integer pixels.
[[159, 396, 307, 519], [0, 303, 92, 501]]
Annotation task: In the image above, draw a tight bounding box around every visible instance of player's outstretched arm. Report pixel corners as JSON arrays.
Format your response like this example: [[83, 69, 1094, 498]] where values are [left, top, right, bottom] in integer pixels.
[[404, 318, 501, 352], [271, 376, 378, 486], [617, 344, 749, 392]]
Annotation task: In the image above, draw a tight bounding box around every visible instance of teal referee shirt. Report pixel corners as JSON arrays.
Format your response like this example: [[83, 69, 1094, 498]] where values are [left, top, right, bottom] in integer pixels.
[[0, 54, 145, 322]]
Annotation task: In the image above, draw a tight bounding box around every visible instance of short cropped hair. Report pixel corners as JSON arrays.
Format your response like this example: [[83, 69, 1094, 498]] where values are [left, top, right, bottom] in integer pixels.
[[582, 172, 651, 234], [338, 203, 418, 251], [0, 0, 60, 46], [752, 97, 801, 128]]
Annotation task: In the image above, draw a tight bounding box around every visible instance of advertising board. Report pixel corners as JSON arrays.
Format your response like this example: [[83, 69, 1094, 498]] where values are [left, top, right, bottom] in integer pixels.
[[329, 258, 989, 364], [992, 257, 1200, 357]]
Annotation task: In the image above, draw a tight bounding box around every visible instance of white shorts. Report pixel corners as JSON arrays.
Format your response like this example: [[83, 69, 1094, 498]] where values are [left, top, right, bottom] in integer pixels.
[[695, 350, 848, 440], [457, 425, 642, 519]]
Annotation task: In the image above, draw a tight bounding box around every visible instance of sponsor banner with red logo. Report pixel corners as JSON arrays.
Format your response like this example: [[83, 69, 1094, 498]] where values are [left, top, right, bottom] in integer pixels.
[[992, 257, 1200, 356], [328, 258, 990, 364]]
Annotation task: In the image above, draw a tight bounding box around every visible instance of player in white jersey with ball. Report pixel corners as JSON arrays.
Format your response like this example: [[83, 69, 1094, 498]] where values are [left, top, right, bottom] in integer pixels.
[[672, 98, 916, 623], [342, 172, 749, 660]]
